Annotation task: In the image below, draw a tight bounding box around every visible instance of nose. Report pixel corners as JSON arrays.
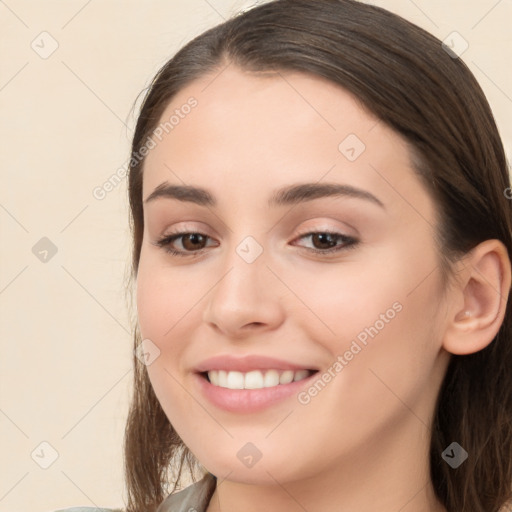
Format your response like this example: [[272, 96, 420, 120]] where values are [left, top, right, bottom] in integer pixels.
[[202, 249, 286, 338]]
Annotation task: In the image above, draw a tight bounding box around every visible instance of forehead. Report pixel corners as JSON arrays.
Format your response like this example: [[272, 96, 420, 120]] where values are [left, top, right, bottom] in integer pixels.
[[141, 66, 422, 214]]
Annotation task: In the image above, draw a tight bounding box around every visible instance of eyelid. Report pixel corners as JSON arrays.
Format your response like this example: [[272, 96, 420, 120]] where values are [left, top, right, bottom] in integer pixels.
[[294, 223, 354, 238]]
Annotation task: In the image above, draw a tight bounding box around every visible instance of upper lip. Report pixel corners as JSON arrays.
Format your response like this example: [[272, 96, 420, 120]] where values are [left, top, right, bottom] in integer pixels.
[[194, 355, 318, 373]]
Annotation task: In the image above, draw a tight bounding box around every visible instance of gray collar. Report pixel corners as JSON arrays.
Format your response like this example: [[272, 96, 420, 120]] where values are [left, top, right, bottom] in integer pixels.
[[156, 473, 217, 512]]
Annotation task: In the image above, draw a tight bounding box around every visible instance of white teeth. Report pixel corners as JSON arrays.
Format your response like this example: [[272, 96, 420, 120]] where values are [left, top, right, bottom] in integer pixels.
[[264, 369, 280, 387], [218, 370, 228, 387], [206, 369, 312, 390], [227, 371, 244, 389], [209, 370, 219, 386], [279, 370, 294, 384], [245, 370, 264, 389], [293, 369, 310, 382]]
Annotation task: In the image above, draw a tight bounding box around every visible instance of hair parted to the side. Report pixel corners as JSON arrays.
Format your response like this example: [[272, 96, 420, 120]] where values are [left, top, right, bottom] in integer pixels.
[[123, 1, 512, 511]]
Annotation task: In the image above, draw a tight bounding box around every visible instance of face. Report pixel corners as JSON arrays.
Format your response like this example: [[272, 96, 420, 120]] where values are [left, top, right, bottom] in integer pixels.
[[136, 66, 452, 485]]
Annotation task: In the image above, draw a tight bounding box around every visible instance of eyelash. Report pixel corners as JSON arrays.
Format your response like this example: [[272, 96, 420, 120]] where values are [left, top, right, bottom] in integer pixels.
[[153, 228, 359, 258]]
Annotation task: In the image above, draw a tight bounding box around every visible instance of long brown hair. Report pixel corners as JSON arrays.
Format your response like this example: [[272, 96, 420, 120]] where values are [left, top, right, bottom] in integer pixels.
[[123, 1, 512, 510]]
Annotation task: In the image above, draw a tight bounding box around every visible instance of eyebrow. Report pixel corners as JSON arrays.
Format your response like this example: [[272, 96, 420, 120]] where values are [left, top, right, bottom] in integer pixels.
[[143, 181, 385, 209]]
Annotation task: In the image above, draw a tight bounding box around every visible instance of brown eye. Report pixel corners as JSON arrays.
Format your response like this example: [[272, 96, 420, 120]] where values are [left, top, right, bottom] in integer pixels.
[[153, 231, 216, 257], [180, 233, 208, 251], [293, 231, 359, 256], [309, 233, 339, 250]]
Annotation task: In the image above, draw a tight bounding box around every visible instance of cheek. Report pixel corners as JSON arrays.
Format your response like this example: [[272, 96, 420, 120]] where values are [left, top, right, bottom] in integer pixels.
[[135, 261, 201, 417], [295, 240, 444, 402], [284, 249, 410, 343], [136, 254, 200, 347], [311, 253, 444, 428]]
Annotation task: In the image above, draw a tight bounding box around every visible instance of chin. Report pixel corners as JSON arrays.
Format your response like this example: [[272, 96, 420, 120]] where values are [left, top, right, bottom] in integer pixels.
[[197, 447, 314, 486]]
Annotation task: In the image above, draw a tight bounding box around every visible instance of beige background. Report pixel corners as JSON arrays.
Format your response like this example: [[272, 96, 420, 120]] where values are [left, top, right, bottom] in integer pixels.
[[1, 1, 511, 511]]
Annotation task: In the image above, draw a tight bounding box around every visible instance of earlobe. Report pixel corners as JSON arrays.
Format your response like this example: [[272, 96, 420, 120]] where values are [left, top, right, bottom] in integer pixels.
[[442, 239, 511, 355]]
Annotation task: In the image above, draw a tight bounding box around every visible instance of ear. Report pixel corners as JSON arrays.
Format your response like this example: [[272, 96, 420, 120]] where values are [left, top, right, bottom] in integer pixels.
[[442, 239, 511, 355]]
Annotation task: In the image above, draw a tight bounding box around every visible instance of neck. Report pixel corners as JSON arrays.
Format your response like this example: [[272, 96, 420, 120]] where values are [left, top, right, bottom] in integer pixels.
[[205, 416, 447, 512]]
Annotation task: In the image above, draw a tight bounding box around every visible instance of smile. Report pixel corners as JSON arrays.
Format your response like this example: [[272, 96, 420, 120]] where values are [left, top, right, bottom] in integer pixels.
[[193, 354, 320, 412], [205, 369, 315, 389]]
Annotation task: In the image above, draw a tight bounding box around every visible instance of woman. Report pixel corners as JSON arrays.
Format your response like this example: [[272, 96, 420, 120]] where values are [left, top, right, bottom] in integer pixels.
[[58, 0, 512, 511]]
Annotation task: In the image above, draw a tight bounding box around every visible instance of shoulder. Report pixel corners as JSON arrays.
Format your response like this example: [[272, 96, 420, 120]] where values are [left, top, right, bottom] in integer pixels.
[[53, 508, 123, 512], [156, 472, 217, 512]]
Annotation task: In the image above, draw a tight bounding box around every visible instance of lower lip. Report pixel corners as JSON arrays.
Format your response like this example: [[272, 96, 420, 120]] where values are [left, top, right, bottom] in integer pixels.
[[195, 372, 317, 413]]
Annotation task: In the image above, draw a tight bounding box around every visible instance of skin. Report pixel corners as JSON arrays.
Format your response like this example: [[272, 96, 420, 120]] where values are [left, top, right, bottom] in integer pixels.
[[136, 66, 511, 512]]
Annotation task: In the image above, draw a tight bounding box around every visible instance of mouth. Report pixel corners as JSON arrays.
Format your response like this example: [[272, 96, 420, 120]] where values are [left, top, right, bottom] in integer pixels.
[[200, 368, 318, 390], [194, 365, 320, 413], [193, 354, 321, 412]]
